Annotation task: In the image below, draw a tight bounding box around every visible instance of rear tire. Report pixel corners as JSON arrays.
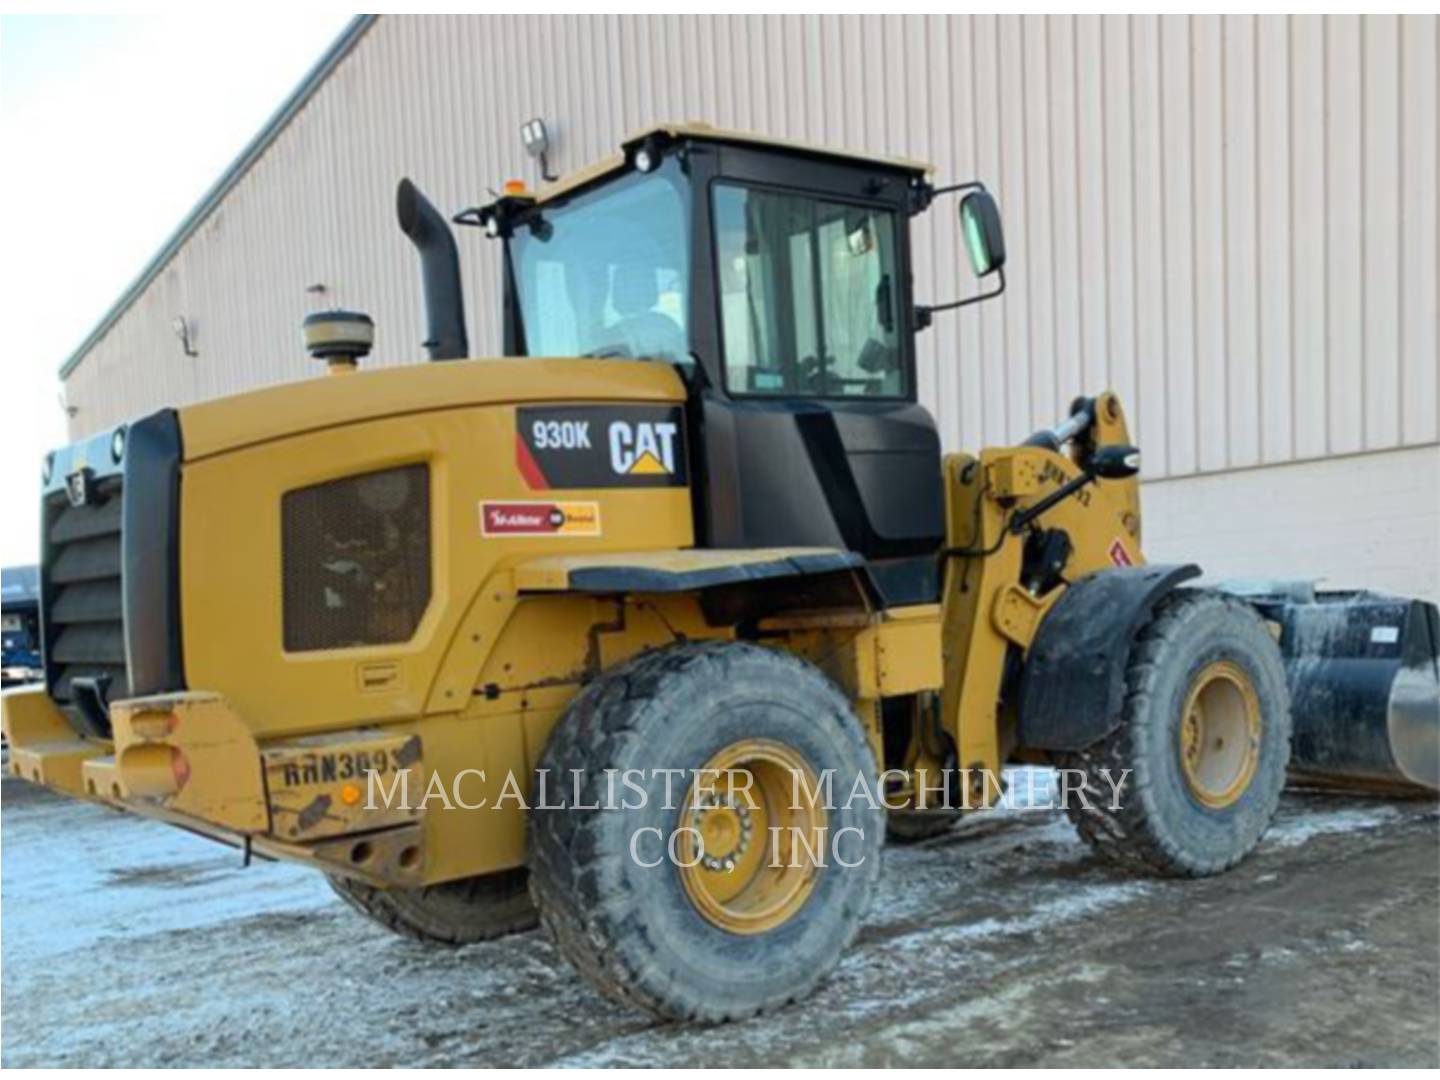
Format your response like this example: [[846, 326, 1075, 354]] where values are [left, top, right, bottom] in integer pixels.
[[885, 807, 961, 843], [327, 868, 537, 945], [1062, 589, 1290, 877], [528, 641, 882, 1023]]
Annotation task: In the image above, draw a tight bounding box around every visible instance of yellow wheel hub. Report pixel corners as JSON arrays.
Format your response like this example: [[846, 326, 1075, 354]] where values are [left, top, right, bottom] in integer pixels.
[[1178, 660, 1262, 809], [678, 738, 826, 935]]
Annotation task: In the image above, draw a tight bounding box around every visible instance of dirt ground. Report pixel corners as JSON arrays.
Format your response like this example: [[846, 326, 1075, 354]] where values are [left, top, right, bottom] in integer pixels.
[[2, 772, 1437, 1068]]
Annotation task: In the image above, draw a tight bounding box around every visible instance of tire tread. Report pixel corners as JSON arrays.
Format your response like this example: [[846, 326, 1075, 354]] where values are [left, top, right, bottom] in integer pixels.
[[528, 640, 879, 1023], [328, 868, 536, 945], [1061, 589, 1290, 878]]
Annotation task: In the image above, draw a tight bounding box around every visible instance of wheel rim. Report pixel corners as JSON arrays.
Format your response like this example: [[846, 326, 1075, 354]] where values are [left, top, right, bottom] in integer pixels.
[[1178, 660, 1262, 809], [678, 738, 827, 935]]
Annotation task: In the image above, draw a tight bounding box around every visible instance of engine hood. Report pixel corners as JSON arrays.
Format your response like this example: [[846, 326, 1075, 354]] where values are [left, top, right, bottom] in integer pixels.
[[177, 357, 687, 461]]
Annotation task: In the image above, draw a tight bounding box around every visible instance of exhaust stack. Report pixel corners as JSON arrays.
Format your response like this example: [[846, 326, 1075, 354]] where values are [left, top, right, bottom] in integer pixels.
[[396, 178, 469, 361]]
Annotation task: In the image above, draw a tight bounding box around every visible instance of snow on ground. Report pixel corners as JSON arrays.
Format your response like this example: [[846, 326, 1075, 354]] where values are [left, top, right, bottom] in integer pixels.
[[1261, 804, 1403, 848], [2, 775, 1436, 1067], [2, 789, 334, 964]]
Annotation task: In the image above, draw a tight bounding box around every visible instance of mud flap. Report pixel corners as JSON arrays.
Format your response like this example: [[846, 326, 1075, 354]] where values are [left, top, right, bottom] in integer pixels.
[[1236, 585, 1440, 793], [1016, 564, 1202, 752]]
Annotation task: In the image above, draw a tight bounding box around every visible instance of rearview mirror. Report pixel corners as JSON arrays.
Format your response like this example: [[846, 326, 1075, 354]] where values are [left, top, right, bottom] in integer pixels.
[[960, 191, 1006, 277]]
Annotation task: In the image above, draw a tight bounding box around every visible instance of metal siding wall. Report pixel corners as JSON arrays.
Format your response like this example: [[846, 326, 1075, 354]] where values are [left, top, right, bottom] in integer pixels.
[[64, 14, 1439, 487]]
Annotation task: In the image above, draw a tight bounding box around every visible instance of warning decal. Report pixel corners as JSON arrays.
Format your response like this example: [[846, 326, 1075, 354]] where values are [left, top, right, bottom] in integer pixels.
[[480, 500, 602, 538], [1108, 539, 1134, 567]]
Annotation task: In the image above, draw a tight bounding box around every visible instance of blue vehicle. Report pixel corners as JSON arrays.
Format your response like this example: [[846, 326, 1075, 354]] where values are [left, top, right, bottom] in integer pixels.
[[2, 565, 41, 687]]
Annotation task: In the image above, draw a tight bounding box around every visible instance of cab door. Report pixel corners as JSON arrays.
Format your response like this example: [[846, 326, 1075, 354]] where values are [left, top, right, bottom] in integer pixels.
[[691, 163, 944, 584]]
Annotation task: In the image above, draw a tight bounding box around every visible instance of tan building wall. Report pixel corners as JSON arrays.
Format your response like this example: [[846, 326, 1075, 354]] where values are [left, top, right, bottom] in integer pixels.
[[60, 15, 1440, 596], [1145, 445, 1439, 602]]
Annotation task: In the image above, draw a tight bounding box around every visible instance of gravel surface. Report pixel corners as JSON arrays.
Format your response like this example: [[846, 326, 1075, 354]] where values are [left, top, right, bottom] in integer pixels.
[[2, 774, 1436, 1067]]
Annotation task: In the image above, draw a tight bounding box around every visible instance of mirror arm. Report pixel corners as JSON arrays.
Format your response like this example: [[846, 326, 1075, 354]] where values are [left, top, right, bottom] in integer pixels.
[[931, 180, 987, 199], [911, 179, 988, 215], [913, 267, 1006, 331]]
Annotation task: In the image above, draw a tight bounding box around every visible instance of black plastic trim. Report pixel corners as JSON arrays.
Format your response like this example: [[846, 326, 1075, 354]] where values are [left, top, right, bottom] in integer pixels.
[[560, 551, 863, 594], [863, 555, 940, 607], [122, 409, 185, 697]]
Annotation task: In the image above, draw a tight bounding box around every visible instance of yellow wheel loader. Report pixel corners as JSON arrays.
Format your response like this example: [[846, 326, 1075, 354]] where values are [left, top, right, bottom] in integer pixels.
[[6, 123, 1437, 1023]]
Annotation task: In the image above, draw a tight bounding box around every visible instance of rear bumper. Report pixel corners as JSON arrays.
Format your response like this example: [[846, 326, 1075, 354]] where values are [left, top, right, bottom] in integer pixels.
[[1, 684, 426, 886], [4, 683, 96, 794]]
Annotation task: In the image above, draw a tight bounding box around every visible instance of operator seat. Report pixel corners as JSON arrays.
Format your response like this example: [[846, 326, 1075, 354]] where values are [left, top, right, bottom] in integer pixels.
[[610, 262, 686, 362]]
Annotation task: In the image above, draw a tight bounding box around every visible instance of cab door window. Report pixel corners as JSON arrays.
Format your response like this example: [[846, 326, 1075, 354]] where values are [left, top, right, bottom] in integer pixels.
[[713, 183, 906, 398]]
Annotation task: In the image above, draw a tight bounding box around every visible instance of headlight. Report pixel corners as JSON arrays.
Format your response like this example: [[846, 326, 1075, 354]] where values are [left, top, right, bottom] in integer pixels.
[[111, 426, 127, 464]]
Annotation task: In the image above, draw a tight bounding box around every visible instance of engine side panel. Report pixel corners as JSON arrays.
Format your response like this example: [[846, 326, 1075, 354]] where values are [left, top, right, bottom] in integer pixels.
[[179, 402, 693, 738]]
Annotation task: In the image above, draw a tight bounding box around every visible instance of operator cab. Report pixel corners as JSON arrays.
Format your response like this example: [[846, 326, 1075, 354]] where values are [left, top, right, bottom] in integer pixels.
[[469, 124, 1006, 607]]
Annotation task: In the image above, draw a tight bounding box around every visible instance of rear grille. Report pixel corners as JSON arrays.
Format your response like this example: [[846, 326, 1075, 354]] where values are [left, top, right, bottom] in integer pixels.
[[39, 410, 184, 738], [43, 475, 130, 720], [282, 464, 431, 652]]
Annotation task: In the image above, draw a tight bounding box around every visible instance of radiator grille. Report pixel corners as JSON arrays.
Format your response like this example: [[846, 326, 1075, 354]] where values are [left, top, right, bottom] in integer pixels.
[[282, 464, 431, 652], [44, 476, 129, 719]]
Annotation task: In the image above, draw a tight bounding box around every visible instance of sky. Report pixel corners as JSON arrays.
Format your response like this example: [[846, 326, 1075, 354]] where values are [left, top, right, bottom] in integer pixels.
[[0, 13, 350, 568]]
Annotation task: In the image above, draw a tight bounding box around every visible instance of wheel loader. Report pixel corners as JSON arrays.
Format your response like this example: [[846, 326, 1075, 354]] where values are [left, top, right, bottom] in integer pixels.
[[6, 123, 1437, 1023]]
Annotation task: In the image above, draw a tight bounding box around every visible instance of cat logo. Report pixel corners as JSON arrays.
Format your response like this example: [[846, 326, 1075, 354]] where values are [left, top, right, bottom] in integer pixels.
[[517, 404, 687, 489], [609, 420, 679, 477]]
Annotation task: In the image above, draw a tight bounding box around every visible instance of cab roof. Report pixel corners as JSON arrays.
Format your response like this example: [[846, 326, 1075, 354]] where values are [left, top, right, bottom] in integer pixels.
[[533, 121, 933, 204]]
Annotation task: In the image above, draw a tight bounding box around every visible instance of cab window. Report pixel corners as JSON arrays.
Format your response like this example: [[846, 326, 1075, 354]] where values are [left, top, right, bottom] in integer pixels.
[[509, 158, 690, 362], [713, 183, 906, 398]]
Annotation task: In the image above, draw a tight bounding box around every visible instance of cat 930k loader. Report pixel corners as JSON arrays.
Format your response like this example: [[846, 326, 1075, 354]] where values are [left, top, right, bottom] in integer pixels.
[[6, 124, 1437, 1022]]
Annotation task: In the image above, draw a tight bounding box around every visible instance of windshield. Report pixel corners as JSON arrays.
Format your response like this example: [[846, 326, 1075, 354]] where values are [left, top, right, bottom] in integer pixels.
[[508, 158, 690, 362]]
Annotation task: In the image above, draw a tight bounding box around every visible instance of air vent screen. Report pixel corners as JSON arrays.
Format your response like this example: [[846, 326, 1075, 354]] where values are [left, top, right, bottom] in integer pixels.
[[281, 464, 431, 652]]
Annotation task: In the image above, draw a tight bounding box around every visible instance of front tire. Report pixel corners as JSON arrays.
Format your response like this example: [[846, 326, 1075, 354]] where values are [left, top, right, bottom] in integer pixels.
[[528, 641, 882, 1023], [1063, 590, 1290, 877]]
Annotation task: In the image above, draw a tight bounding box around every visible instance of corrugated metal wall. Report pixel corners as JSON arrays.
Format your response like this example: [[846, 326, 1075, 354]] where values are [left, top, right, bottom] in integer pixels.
[[64, 14, 1439, 487]]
